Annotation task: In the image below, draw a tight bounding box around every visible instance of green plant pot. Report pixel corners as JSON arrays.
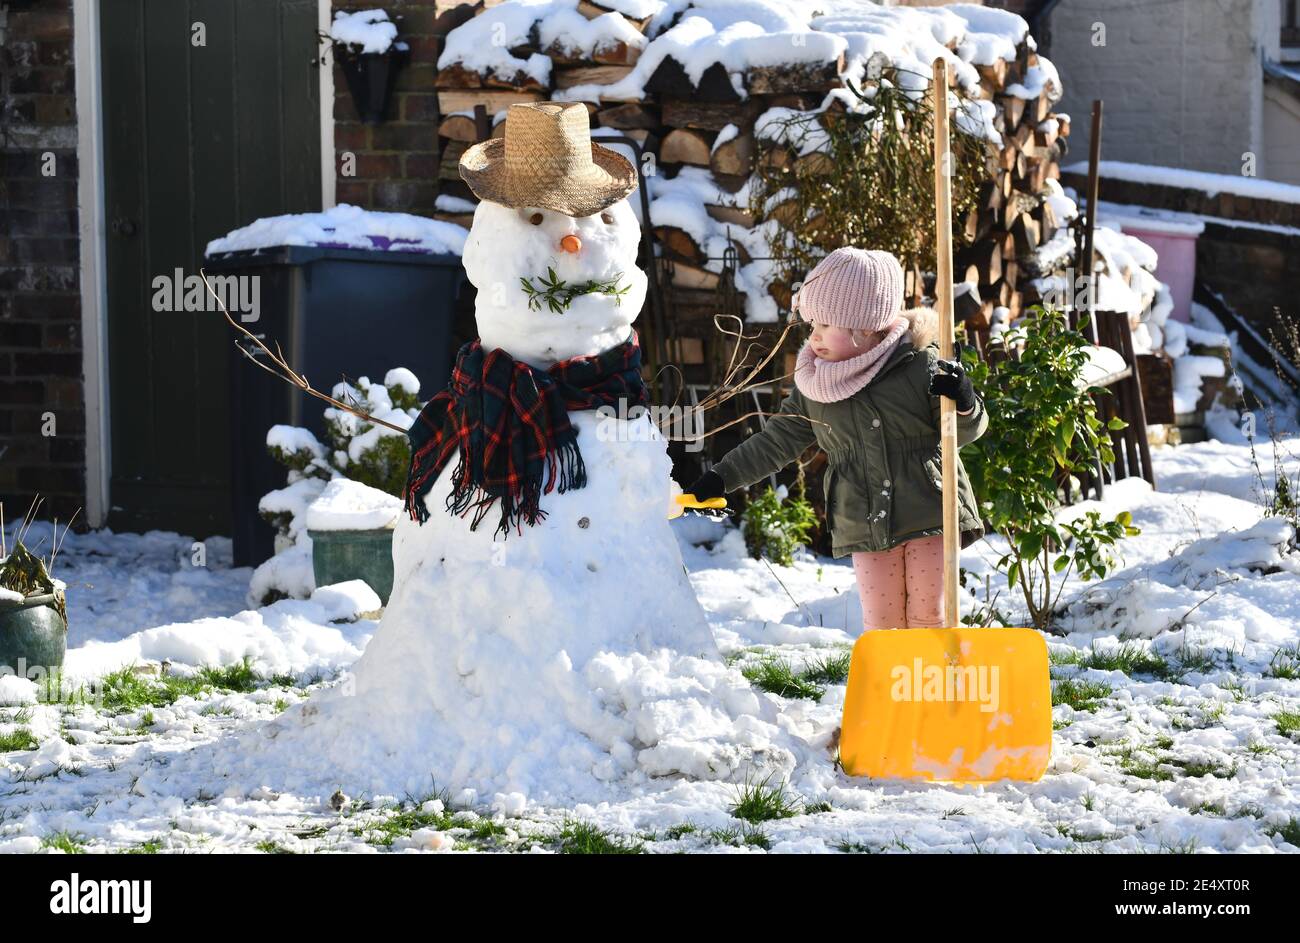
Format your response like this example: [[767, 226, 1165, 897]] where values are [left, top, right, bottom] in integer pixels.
[[0, 589, 68, 676], [308, 528, 394, 605]]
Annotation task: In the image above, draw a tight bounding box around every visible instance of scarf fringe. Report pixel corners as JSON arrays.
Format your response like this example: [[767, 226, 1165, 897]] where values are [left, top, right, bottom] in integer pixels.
[[401, 333, 644, 537], [425, 436, 589, 539]]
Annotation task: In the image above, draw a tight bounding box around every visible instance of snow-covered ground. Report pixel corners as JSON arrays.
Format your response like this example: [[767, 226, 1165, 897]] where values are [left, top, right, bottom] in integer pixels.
[[2, 414, 1297, 854]]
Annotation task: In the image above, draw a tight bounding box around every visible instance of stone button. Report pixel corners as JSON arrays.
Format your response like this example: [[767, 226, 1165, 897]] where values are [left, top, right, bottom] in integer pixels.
[[871, 418, 881, 427], [883, 479, 891, 487]]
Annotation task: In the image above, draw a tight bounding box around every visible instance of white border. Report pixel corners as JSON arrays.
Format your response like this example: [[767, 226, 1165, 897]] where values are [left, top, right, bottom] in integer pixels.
[[74, 0, 109, 527]]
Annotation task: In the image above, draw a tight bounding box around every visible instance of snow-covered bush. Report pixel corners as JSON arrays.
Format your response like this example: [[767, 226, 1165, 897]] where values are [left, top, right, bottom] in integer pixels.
[[250, 367, 422, 606]]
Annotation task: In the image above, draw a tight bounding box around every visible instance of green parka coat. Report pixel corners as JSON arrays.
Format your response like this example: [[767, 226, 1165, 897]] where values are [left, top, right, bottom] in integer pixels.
[[713, 306, 989, 557]]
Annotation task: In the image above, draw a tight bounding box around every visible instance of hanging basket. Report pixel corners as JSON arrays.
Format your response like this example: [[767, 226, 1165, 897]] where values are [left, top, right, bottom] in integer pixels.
[[336, 45, 409, 125]]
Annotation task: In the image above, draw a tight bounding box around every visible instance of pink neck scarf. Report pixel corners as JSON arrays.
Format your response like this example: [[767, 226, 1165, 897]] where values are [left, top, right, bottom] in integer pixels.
[[793, 315, 910, 403]]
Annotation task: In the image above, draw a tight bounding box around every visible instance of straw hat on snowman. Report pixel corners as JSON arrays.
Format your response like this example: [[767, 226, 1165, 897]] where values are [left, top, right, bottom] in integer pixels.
[[459, 101, 637, 218]]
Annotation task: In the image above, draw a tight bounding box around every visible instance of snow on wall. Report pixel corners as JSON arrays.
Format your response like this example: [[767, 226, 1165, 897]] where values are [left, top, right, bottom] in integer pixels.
[[1062, 160, 1300, 206]]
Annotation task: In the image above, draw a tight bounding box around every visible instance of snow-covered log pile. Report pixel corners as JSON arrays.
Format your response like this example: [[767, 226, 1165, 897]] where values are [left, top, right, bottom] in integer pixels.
[[433, 0, 1077, 343]]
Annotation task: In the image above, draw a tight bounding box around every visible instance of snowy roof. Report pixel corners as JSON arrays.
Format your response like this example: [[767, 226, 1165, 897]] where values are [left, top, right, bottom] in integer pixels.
[[205, 204, 469, 257], [1062, 159, 1300, 207]]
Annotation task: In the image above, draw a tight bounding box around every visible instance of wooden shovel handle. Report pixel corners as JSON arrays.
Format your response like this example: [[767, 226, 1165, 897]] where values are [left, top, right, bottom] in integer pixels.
[[931, 56, 961, 628]]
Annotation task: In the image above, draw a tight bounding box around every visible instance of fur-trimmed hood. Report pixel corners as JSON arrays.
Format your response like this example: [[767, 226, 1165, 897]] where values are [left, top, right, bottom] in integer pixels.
[[899, 305, 941, 351]]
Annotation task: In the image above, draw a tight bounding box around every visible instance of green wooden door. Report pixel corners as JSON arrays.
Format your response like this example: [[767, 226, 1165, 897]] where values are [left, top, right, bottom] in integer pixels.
[[101, 0, 321, 538]]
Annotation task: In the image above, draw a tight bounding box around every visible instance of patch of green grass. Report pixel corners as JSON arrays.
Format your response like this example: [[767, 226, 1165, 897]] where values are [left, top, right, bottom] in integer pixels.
[[731, 773, 802, 823], [664, 823, 698, 841], [198, 658, 259, 693], [1191, 801, 1226, 816], [801, 650, 851, 685], [40, 831, 87, 854], [463, 817, 510, 843], [741, 659, 823, 701], [1169, 757, 1237, 779], [1273, 710, 1300, 738], [255, 839, 294, 854], [1221, 677, 1252, 702], [1265, 817, 1300, 847], [355, 795, 458, 848], [1073, 642, 1170, 678], [1266, 645, 1300, 680], [95, 657, 273, 714], [1049, 649, 1084, 668], [1052, 678, 1113, 712], [804, 801, 833, 815], [0, 728, 39, 752], [1155, 836, 1200, 854], [836, 839, 880, 854], [137, 711, 155, 731], [1107, 745, 1174, 782], [707, 824, 769, 849], [1246, 743, 1276, 756], [1198, 701, 1227, 725], [1153, 734, 1175, 750], [1172, 646, 1217, 676], [557, 820, 643, 854], [122, 839, 162, 854]]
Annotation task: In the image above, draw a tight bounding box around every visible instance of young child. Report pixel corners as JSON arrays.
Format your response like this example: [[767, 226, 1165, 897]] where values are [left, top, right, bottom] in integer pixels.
[[687, 247, 989, 631]]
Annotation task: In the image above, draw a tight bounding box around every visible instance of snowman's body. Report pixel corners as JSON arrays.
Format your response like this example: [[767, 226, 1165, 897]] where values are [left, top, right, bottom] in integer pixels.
[[235, 197, 754, 805], [371, 196, 718, 669]]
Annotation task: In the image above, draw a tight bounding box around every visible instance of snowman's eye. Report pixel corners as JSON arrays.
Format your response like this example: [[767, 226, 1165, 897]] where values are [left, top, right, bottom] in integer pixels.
[[600, 212, 614, 224], [529, 212, 544, 225]]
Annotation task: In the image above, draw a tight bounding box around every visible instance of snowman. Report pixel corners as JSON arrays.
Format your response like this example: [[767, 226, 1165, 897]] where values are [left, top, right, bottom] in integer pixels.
[[225, 103, 795, 807]]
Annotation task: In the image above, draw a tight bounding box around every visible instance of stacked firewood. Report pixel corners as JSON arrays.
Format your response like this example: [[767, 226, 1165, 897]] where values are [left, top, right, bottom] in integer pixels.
[[432, 2, 1073, 370]]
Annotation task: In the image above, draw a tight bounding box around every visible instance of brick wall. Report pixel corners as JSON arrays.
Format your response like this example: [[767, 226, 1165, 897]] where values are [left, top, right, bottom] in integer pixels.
[[0, 0, 84, 523], [328, 0, 476, 213]]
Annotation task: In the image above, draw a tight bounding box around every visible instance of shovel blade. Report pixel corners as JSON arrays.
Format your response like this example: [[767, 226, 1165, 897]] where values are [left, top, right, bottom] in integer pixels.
[[668, 494, 727, 520], [839, 627, 1051, 782]]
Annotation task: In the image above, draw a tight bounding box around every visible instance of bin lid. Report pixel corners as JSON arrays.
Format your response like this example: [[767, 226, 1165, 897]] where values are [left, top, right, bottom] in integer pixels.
[[203, 204, 468, 268], [204, 243, 466, 269]]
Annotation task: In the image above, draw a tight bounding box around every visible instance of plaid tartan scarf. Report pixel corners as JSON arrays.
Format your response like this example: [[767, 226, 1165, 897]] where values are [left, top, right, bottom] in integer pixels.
[[403, 330, 650, 538]]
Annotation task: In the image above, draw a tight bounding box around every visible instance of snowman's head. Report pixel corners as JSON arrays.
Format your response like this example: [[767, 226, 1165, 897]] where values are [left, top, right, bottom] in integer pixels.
[[461, 197, 647, 370]]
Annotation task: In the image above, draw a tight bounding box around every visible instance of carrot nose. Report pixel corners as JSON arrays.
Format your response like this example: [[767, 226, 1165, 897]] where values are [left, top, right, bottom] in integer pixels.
[[559, 234, 582, 254]]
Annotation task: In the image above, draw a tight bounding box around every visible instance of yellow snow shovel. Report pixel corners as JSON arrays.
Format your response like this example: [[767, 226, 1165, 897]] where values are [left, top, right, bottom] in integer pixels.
[[668, 493, 728, 520], [837, 58, 1051, 784]]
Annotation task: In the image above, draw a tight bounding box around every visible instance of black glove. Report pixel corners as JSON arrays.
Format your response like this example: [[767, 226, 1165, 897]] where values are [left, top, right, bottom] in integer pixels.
[[928, 353, 977, 413], [686, 469, 726, 500]]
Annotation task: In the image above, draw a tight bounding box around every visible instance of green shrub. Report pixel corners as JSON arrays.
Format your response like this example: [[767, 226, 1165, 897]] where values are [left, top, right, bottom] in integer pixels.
[[961, 306, 1139, 630], [742, 483, 819, 566]]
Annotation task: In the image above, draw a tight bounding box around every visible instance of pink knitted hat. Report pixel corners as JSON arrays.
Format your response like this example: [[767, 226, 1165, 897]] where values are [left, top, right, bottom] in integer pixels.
[[793, 248, 905, 331]]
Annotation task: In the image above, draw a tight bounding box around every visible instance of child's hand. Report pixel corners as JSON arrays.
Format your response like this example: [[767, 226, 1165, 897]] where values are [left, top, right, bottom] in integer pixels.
[[686, 469, 726, 500], [928, 349, 977, 414]]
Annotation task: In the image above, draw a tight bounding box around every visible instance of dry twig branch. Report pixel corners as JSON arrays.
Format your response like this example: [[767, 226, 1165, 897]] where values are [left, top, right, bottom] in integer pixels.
[[200, 268, 406, 433]]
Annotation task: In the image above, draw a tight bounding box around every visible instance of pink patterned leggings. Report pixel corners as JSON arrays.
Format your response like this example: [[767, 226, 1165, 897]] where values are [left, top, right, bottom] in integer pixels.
[[850, 533, 946, 630]]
